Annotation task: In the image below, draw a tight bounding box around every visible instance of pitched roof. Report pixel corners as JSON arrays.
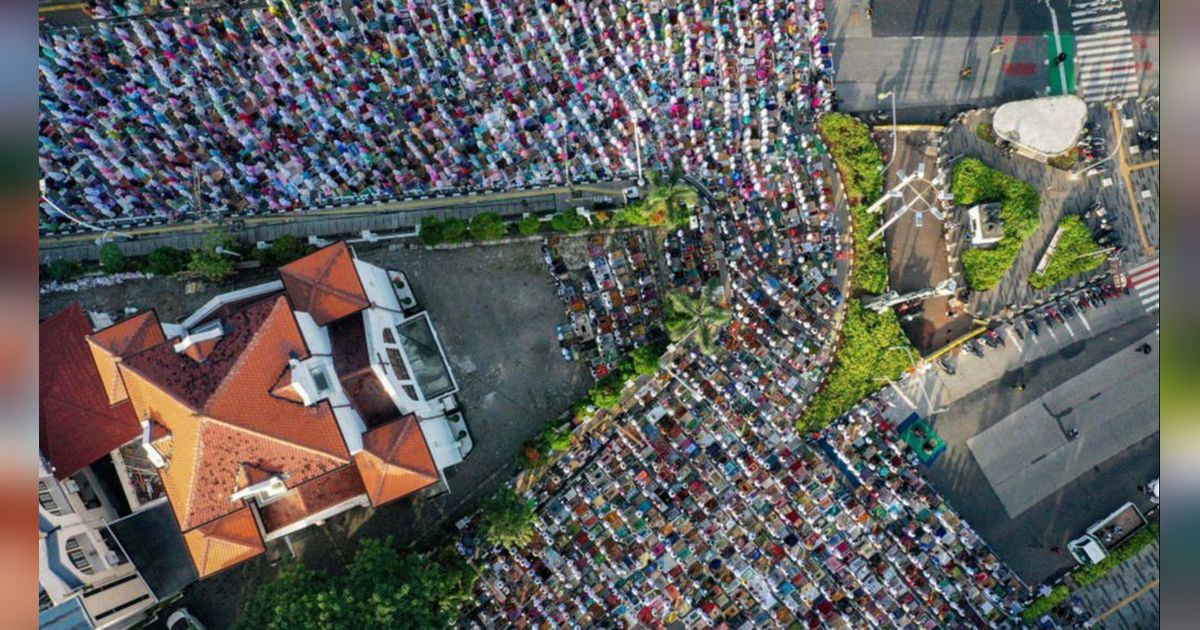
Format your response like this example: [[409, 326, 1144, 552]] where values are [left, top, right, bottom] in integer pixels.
[[115, 295, 351, 531], [257, 465, 366, 533], [354, 415, 440, 507], [40, 304, 141, 479], [183, 508, 264, 578], [279, 241, 370, 326], [87, 311, 166, 405]]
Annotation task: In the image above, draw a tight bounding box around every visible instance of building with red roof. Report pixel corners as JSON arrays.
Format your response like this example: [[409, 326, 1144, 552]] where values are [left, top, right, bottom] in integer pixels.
[[49, 241, 471, 581]]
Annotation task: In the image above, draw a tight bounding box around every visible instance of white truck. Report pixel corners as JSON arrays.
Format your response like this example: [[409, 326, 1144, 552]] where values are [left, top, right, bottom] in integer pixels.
[[1068, 502, 1148, 565]]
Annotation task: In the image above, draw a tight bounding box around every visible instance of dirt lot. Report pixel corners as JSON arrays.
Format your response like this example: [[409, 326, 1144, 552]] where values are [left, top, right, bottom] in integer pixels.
[[54, 241, 594, 629]]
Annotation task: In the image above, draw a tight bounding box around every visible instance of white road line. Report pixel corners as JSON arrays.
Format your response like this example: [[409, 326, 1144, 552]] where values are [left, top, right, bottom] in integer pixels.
[[1076, 28, 1131, 42], [1073, 14, 1127, 26], [1075, 37, 1133, 50], [1047, 325, 1059, 342], [1063, 320, 1076, 337], [1077, 50, 1136, 63], [1078, 310, 1093, 332], [1080, 67, 1138, 81], [1007, 327, 1024, 352]]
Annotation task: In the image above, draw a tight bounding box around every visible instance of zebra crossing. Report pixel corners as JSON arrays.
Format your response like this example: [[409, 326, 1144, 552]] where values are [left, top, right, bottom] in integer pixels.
[[1070, 0, 1140, 102], [1127, 259, 1159, 313]]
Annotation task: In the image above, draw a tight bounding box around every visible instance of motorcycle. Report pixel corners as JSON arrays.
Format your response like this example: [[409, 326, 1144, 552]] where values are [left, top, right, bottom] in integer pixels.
[[1078, 293, 1091, 310], [986, 329, 1006, 347], [1024, 313, 1039, 337], [938, 355, 957, 375], [1012, 321, 1025, 341], [1060, 300, 1076, 319], [966, 338, 985, 358]]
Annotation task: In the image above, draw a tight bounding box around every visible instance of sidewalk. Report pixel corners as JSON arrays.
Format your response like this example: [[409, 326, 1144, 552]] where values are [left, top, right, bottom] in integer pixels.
[[878, 284, 1152, 422]]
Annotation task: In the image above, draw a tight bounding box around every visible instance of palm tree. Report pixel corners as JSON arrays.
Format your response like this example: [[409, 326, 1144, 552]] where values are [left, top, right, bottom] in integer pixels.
[[645, 167, 700, 228], [665, 284, 731, 355]]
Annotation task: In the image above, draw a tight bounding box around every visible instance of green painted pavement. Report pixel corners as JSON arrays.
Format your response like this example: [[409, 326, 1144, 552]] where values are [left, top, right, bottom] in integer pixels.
[[1047, 32, 1077, 95]]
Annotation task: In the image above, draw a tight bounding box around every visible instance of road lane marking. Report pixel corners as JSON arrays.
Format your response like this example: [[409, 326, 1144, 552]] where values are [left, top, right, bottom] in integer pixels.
[[1063, 319, 1076, 337], [1007, 327, 1024, 352], [1078, 310, 1092, 332], [1047, 325, 1059, 342]]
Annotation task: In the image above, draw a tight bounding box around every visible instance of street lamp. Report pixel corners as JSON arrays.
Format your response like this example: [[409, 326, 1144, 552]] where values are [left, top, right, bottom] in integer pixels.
[[877, 91, 897, 175]]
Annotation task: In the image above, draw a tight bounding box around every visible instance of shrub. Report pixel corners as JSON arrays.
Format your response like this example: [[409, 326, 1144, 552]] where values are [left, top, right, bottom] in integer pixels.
[[801, 301, 915, 429], [1020, 585, 1070, 623], [419, 216, 443, 245], [1073, 522, 1159, 588], [952, 158, 1042, 291], [256, 234, 314, 267], [1048, 148, 1080, 170], [551, 210, 589, 233], [47, 259, 83, 283], [631, 341, 668, 376], [441, 218, 469, 243], [144, 247, 189, 276], [816, 113, 889, 294], [816, 113, 884, 203], [99, 242, 127, 272], [188, 231, 237, 282], [1029, 216, 1105, 289], [470, 212, 507, 240], [975, 122, 996, 143], [518, 215, 543, 236]]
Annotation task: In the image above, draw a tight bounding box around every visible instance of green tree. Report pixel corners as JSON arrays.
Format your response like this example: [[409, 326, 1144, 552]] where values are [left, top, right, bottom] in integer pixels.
[[518, 215, 543, 236], [46, 259, 83, 283], [256, 234, 314, 267], [144, 247, 189, 276], [951, 158, 1042, 290], [615, 201, 652, 226], [99, 242, 127, 273], [480, 488, 536, 549], [1028, 216, 1105, 289], [645, 168, 700, 228], [550, 210, 588, 233], [631, 339, 668, 376], [469, 212, 507, 240], [418, 216, 444, 246], [188, 231, 237, 283], [440, 218, 469, 243], [544, 425, 573, 453], [663, 285, 731, 355], [237, 539, 478, 630]]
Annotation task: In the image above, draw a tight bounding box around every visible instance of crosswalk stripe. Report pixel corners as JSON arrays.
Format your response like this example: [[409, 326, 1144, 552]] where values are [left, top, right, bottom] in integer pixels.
[[1076, 50, 1135, 63], [1080, 68, 1138, 82], [1075, 36, 1133, 49], [1076, 28, 1131, 42], [1073, 14, 1128, 26], [1139, 286, 1160, 302], [1129, 260, 1160, 275]]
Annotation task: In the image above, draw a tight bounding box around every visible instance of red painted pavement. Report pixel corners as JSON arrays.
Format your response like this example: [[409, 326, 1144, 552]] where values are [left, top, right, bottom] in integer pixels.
[[1003, 63, 1038, 76]]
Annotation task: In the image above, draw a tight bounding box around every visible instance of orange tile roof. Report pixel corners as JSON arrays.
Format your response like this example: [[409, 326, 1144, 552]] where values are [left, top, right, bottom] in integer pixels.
[[115, 295, 351, 532], [258, 465, 366, 533], [354, 415, 440, 507], [87, 311, 166, 405], [40, 304, 142, 479], [269, 367, 305, 404], [183, 507, 265, 578], [279, 241, 370, 326]]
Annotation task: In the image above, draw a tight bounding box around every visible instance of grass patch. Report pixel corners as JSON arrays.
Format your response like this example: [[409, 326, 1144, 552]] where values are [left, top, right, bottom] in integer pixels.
[[801, 300, 915, 429], [1029, 216, 1106, 289], [976, 122, 996, 143], [817, 113, 889, 295], [953, 158, 1042, 291]]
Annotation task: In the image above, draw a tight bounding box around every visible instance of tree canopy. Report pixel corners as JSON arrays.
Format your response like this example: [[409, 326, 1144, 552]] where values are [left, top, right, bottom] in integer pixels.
[[663, 285, 731, 355], [1028, 216, 1105, 289], [816, 113, 889, 294], [469, 212, 507, 240], [188, 231, 237, 282], [237, 539, 477, 630], [480, 488, 536, 549]]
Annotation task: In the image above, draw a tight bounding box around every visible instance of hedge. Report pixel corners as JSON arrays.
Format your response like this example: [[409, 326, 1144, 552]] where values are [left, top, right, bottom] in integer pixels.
[[952, 158, 1042, 291], [1028, 216, 1105, 289], [1019, 585, 1070, 623], [817, 113, 889, 295], [801, 300, 915, 429]]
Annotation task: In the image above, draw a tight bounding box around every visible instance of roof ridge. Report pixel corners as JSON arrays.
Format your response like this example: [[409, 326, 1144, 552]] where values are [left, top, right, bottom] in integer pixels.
[[203, 295, 291, 417]]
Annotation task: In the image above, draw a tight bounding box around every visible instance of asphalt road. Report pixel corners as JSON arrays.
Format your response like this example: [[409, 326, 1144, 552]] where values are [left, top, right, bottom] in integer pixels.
[[826, 0, 1160, 117], [865, 0, 1159, 37]]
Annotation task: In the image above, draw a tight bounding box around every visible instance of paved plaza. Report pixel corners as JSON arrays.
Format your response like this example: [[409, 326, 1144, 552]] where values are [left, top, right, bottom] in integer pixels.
[[967, 332, 1158, 518]]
